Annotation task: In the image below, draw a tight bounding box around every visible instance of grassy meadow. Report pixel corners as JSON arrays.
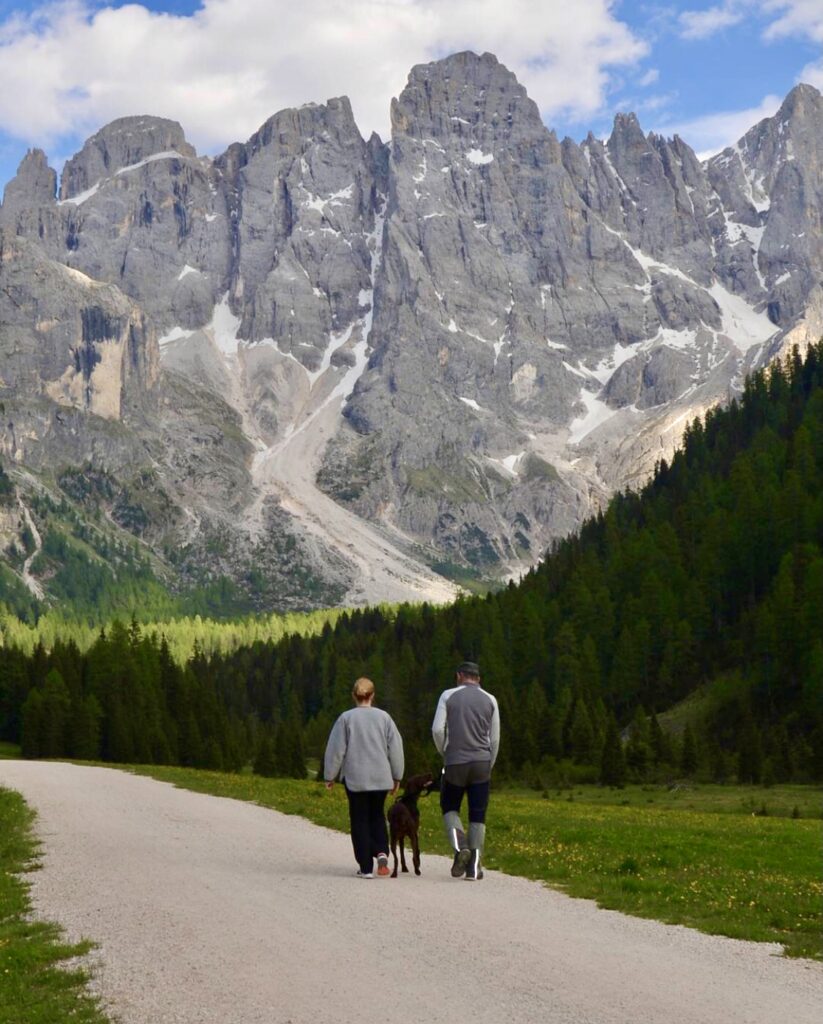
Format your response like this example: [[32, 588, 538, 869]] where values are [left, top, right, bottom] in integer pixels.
[[132, 766, 822, 960], [0, 786, 109, 1024]]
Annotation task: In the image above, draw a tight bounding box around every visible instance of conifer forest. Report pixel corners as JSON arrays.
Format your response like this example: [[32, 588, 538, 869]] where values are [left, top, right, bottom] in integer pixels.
[[2, 344, 822, 786]]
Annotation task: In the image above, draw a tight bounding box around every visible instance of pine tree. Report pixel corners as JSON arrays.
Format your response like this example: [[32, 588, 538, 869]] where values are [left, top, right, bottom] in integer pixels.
[[649, 713, 674, 766], [303, 712, 333, 761], [707, 736, 733, 783], [287, 726, 306, 779], [600, 718, 626, 787], [70, 695, 102, 760], [625, 706, 652, 777], [553, 623, 582, 696], [737, 717, 763, 784], [202, 738, 224, 771], [518, 679, 549, 767], [39, 669, 71, 758], [680, 724, 699, 777], [568, 698, 596, 765], [253, 734, 277, 777], [20, 687, 44, 759]]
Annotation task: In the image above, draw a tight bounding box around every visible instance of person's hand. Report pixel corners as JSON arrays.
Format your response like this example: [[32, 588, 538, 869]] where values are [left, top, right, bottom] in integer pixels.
[[390, 780, 400, 795], [325, 781, 334, 791]]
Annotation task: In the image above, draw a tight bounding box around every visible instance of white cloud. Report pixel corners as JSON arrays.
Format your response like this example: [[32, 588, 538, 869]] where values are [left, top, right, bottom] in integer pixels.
[[760, 2, 823, 93], [638, 92, 677, 113], [653, 93, 782, 158], [638, 68, 659, 86], [797, 57, 823, 89], [0, 0, 647, 159], [678, 0, 823, 47], [611, 89, 676, 119], [761, 0, 823, 43], [678, 3, 745, 40]]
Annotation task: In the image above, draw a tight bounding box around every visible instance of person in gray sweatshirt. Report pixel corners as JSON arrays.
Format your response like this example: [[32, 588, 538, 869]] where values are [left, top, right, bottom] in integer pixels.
[[432, 660, 500, 880], [324, 677, 404, 878]]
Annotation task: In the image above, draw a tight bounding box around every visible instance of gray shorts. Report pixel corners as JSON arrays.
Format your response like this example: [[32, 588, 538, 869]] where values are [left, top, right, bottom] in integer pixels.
[[443, 761, 491, 786]]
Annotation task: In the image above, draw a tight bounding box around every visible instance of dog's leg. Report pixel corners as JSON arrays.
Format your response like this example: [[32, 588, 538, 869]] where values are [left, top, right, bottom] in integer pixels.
[[412, 828, 422, 876], [400, 836, 409, 873], [390, 830, 399, 878]]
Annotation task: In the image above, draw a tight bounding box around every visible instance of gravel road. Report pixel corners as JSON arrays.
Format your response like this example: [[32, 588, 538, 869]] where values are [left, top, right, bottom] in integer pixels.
[[2, 761, 820, 1024]]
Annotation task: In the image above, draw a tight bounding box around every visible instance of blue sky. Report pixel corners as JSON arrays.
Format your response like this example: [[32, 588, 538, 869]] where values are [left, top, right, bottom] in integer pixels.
[[0, 1, 821, 192]]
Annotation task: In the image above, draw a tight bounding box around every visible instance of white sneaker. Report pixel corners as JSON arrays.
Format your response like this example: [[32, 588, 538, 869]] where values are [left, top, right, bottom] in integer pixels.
[[356, 870, 374, 879]]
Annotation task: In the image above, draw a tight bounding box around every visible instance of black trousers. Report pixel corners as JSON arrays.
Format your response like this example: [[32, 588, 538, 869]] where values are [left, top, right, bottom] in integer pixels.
[[345, 786, 389, 873], [440, 761, 491, 824]]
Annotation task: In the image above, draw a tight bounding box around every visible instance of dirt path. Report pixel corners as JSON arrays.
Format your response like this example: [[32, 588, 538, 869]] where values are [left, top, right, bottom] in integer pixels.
[[2, 761, 820, 1024]]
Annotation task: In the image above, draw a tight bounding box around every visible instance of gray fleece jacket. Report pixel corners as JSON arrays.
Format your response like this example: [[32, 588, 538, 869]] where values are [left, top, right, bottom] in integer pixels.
[[324, 706, 405, 791], [432, 683, 500, 767]]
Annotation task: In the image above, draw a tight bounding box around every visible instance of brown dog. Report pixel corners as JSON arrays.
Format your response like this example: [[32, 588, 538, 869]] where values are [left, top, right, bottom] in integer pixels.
[[387, 772, 435, 877]]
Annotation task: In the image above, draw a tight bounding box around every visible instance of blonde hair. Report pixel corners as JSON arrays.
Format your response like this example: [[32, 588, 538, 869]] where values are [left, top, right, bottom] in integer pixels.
[[352, 677, 375, 702]]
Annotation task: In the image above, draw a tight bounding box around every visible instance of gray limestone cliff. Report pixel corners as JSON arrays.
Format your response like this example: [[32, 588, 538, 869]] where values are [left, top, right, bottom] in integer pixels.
[[1, 56, 821, 608], [0, 229, 158, 423]]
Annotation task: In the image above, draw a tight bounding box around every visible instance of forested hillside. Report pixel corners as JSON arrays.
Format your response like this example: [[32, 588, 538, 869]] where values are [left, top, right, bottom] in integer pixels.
[[0, 475, 313, 624], [1, 344, 821, 784], [0, 605, 347, 664]]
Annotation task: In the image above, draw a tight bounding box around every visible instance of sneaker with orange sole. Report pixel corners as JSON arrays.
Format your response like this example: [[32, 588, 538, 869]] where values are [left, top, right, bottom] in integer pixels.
[[376, 853, 390, 876]]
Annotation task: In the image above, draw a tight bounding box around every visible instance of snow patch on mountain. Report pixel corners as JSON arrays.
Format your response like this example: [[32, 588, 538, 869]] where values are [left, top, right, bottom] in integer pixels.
[[590, 341, 643, 384], [57, 150, 191, 205], [116, 151, 189, 176], [158, 325, 195, 349], [708, 282, 778, 351], [56, 182, 101, 207], [569, 390, 618, 445], [211, 294, 242, 356]]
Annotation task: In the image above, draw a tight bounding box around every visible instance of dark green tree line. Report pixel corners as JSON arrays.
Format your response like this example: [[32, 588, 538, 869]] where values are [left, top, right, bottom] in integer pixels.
[[2, 344, 822, 784]]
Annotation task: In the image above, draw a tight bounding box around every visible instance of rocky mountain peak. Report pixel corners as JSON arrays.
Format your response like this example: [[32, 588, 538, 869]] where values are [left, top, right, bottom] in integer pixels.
[[390, 50, 542, 146], [242, 96, 364, 160], [699, 80, 823, 333], [59, 115, 196, 200], [0, 148, 62, 244], [606, 112, 665, 199], [211, 94, 379, 361], [608, 111, 648, 158], [776, 81, 822, 121], [1, 148, 57, 209], [215, 98, 367, 193], [709, 82, 823, 194]]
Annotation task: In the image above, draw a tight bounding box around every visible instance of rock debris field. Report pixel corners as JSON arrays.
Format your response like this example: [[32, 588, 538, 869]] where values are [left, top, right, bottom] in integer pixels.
[[1, 761, 820, 1024]]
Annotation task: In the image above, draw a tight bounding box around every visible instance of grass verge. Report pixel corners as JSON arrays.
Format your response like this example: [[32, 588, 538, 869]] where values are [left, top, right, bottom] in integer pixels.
[[131, 767, 822, 960], [0, 787, 109, 1024]]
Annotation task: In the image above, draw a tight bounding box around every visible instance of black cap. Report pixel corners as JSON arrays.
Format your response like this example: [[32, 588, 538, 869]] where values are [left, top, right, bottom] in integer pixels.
[[456, 661, 480, 676]]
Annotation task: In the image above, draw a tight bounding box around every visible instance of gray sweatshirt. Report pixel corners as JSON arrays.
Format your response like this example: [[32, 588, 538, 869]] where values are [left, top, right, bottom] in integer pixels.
[[324, 706, 405, 792], [432, 684, 500, 767]]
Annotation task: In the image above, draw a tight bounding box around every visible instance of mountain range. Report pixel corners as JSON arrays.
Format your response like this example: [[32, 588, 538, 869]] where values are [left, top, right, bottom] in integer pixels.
[[1, 51, 821, 612]]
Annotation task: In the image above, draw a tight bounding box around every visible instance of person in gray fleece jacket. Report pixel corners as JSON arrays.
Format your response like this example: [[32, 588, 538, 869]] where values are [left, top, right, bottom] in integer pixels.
[[324, 677, 405, 878]]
